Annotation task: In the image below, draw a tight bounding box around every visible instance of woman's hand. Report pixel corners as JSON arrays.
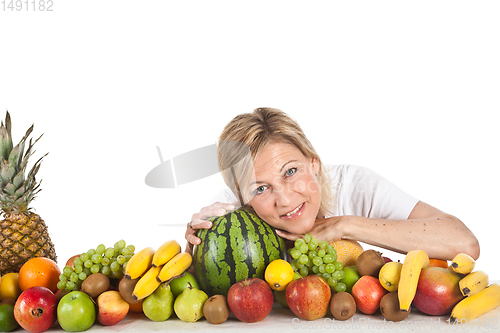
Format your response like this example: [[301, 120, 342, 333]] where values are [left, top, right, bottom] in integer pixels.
[[185, 201, 237, 254], [275, 216, 347, 243]]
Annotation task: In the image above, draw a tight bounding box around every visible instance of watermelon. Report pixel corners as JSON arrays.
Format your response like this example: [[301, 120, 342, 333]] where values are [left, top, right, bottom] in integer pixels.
[[193, 207, 286, 296]]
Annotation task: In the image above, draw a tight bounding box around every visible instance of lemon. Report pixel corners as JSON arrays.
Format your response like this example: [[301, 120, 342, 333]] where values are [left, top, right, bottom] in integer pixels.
[[265, 259, 294, 291], [0, 304, 19, 332], [378, 261, 403, 292], [0, 273, 22, 300]]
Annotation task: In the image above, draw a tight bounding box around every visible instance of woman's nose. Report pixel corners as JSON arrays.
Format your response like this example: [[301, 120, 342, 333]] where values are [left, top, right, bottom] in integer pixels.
[[274, 186, 292, 207]]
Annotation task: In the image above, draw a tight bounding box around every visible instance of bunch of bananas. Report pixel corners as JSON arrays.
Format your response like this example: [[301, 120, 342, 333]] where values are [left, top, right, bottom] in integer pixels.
[[123, 240, 193, 300], [395, 250, 500, 323], [449, 253, 500, 323]]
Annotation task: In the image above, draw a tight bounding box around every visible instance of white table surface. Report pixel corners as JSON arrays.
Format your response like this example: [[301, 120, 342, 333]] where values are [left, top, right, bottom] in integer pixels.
[[40, 283, 500, 333]]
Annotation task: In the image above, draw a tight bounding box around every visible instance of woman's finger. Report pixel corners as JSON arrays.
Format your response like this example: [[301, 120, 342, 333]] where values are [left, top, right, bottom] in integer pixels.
[[192, 203, 236, 221], [275, 229, 303, 241]]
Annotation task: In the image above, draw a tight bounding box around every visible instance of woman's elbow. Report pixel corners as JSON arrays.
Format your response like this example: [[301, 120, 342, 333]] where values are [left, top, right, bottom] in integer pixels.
[[458, 234, 480, 261]]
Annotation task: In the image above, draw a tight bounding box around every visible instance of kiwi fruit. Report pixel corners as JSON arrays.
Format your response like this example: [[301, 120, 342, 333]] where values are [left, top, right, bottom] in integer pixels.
[[118, 276, 141, 304], [356, 249, 386, 277], [81, 273, 110, 299], [203, 295, 230, 324], [380, 292, 410, 321], [330, 291, 356, 321]]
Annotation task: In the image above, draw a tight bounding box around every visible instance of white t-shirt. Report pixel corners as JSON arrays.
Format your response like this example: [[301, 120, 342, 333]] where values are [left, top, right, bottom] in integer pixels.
[[212, 164, 419, 220]]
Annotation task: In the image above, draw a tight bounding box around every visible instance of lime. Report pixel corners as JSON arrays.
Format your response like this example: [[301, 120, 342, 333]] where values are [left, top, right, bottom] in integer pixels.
[[0, 303, 19, 332]]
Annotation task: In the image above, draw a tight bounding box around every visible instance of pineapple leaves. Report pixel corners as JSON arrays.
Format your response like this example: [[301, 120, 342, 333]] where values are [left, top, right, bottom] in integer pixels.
[[0, 112, 13, 161]]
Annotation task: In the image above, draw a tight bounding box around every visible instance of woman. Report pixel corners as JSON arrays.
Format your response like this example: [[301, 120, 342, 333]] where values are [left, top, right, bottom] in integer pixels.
[[185, 107, 480, 261]]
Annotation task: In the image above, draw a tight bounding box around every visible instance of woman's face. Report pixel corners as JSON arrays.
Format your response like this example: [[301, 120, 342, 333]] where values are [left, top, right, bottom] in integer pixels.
[[244, 141, 321, 235]]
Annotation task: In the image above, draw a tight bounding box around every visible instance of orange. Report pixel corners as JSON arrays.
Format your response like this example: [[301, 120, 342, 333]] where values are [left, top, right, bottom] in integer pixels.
[[264, 259, 294, 291], [128, 300, 143, 313], [429, 258, 448, 268], [329, 240, 364, 267], [18, 257, 61, 293]]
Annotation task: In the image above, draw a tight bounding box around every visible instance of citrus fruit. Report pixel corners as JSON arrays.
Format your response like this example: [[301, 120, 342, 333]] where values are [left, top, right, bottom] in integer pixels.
[[429, 259, 448, 268], [0, 273, 22, 300], [378, 261, 403, 292], [0, 303, 19, 332], [329, 240, 364, 267], [18, 257, 61, 293], [264, 259, 294, 291]]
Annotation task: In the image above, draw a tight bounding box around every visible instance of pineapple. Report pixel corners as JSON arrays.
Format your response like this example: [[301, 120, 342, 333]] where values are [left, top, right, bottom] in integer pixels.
[[0, 111, 56, 275]]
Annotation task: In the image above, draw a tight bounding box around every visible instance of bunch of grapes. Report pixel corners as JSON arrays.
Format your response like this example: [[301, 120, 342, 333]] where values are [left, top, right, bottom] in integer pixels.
[[57, 240, 135, 291], [288, 233, 347, 292]]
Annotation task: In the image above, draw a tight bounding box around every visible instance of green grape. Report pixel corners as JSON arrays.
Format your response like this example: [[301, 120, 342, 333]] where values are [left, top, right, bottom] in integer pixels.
[[105, 248, 114, 259], [290, 249, 301, 260], [110, 261, 120, 272], [91, 254, 102, 264], [87, 249, 96, 256], [310, 237, 319, 248], [327, 277, 337, 288], [73, 257, 83, 267], [325, 263, 335, 273], [102, 257, 110, 266], [69, 272, 79, 283], [79, 272, 87, 281], [318, 264, 326, 274], [299, 266, 309, 277], [308, 242, 317, 251], [96, 244, 106, 255], [322, 272, 332, 280], [334, 261, 344, 271], [334, 282, 347, 293], [65, 281, 75, 291], [126, 245, 135, 253], [84, 259, 93, 268], [304, 233, 312, 244], [124, 255, 132, 261], [317, 249, 326, 257], [109, 270, 122, 279], [333, 270, 345, 280], [319, 240, 328, 249], [298, 244, 308, 254], [63, 266, 73, 277], [308, 250, 317, 259], [122, 261, 127, 270], [295, 261, 304, 269], [311, 265, 320, 274], [57, 281, 66, 290], [59, 274, 67, 282], [305, 259, 314, 268], [80, 253, 89, 262], [323, 254, 334, 264], [74, 265, 83, 274], [294, 238, 305, 248], [326, 244, 336, 255], [83, 267, 91, 276], [116, 255, 126, 265], [101, 266, 111, 275], [298, 254, 309, 265], [312, 256, 323, 266], [114, 240, 126, 251], [290, 260, 299, 271], [90, 264, 100, 274]]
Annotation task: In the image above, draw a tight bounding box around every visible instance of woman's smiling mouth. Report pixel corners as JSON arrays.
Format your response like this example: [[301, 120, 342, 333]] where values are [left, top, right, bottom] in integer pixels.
[[280, 202, 305, 219]]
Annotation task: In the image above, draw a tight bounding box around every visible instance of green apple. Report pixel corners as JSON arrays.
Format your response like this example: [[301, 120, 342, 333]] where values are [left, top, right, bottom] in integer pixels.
[[340, 266, 360, 294], [169, 272, 200, 298], [273, 290, 288, 308], [57, 291, 96, 332]]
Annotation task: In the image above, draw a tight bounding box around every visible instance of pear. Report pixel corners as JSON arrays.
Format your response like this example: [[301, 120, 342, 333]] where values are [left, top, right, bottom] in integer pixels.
[[142, 282, 174, 321], [174, 282, 208, 322]]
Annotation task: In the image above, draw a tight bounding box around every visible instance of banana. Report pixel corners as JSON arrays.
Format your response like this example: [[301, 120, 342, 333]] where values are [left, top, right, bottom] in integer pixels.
[[450, 283, 500, 323], [451, 253, 475, 275], [152, 240, 181, 268], [157, 252, 193, 283], [398, 249, 430, 311], [131, 265, 162, 300], [124, 247, 156, 280], [459, 270, 489, 296]]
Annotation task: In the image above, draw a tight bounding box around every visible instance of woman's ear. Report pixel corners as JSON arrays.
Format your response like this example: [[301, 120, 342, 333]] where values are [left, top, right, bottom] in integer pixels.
[[311, 157, 320, 175]]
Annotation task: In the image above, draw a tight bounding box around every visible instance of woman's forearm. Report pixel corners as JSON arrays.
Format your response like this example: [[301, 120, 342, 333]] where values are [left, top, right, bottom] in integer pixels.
[[340, 214, 479, 261]]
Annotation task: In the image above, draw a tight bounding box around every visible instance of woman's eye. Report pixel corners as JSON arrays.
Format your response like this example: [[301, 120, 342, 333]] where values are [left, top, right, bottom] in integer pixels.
[[285, 167, 297, 177], [255, 185, 267, 195]]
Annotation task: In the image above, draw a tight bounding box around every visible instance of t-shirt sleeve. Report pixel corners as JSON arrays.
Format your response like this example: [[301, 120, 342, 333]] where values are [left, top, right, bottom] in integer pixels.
[[336, 165, 419, 220]]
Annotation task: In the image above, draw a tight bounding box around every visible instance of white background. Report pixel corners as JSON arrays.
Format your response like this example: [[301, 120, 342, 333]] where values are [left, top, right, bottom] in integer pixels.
[[1, 1, 498, 278]]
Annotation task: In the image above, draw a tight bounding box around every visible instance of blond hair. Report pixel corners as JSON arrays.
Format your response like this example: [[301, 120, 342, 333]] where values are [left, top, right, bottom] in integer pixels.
[[218, 107, 335, 218]]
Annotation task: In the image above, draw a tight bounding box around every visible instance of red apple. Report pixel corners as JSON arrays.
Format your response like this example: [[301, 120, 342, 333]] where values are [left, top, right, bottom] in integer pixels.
[[227, 278, 273, 323], [14, 286, 57, 333], [412, 267, 464, 315], [97, 291, 130, 326], [352, 276, 388, 314], [286, 275, 332, 321]]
